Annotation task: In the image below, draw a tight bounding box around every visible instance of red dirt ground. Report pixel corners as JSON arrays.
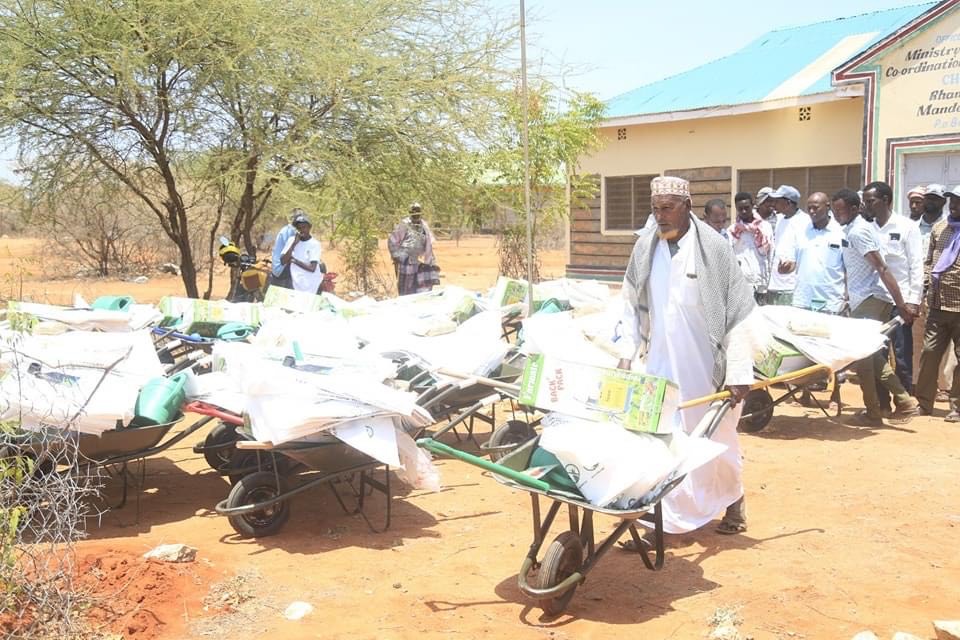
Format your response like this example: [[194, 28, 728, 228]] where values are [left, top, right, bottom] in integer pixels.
[[3, 236, 960, 639], [75, 550, 218, 640]]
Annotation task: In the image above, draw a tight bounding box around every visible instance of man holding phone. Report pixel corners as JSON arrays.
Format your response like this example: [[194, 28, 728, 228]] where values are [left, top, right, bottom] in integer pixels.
[[280, 213, 323, 294]]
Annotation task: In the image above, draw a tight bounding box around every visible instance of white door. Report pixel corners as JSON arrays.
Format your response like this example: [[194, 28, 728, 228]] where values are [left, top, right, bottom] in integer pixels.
[[901, 151, 960, 216]]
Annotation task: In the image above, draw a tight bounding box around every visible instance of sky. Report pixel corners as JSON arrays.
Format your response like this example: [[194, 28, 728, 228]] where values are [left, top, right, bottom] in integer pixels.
[[0, 0, 927, 184]]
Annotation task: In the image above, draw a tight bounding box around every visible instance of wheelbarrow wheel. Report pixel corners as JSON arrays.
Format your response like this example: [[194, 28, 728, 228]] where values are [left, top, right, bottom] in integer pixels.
[[202, 422, 239, 472], [487, 419, 536, 462], [738, 389, 774, 433], [535, 531, 583, 616], [225, 471, 290, 538]]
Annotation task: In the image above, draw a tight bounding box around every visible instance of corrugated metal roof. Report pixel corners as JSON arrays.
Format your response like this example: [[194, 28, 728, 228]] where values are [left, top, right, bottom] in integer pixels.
[[605, 3, 937, 119]]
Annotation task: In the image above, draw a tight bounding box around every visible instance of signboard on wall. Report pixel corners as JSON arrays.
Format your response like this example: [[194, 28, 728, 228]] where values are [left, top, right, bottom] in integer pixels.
[[876, 12, 960, 136]]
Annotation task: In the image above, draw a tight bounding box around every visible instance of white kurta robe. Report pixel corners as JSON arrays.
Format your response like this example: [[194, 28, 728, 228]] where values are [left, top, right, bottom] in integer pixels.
[[644, 235, 745, 533]]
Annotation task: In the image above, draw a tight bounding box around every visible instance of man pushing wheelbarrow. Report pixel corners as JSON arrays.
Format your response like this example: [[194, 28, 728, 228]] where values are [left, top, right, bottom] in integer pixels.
[[616, 176, 757, 537]]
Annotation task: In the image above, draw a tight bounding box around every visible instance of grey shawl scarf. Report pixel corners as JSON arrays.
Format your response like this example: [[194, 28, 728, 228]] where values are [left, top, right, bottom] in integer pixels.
[[624, 214, 756, 388]]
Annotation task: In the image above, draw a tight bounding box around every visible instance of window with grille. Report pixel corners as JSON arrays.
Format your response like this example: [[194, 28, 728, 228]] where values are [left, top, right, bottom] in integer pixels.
[[603, 174, 658, 231], [738, 164, 862, 204]]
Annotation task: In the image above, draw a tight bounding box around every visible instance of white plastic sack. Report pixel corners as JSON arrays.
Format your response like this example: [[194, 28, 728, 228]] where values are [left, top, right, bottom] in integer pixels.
[[330, 416, 400, 467], [758, 306, 887, 371], [254, 308, 361, 359], [539, 415, 676, 507], [8, 301, 134, 332], [520, 309, 619, 368], [0, 365, 143, 435], [0, 330, 164, 435], [396, 427, 441, 492], [356, 308, 508, 376]]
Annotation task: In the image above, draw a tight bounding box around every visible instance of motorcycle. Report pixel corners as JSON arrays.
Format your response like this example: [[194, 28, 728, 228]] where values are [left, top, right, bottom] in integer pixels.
[[218, 236, 271, 302]]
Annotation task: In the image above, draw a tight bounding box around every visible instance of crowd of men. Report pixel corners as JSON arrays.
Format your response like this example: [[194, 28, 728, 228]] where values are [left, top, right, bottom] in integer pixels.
[[711, 181, 960, 425]]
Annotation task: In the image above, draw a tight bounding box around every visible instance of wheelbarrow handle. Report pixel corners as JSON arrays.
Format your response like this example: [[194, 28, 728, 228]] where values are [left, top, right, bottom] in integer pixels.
[[417, 437, 550, 492], [677, 363, 832, 409]]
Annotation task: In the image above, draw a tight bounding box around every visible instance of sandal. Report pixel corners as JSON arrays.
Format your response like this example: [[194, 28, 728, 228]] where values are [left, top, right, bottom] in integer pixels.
[[716, 520, 747, 535], [618, 536, 652, 552]]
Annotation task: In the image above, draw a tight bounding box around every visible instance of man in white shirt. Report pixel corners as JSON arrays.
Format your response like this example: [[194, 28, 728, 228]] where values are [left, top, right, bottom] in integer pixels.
[[618, 176, 755, 536], [831, 189, 918, 424], [779, 192, 846, 313], [729, 191, 773, 301], [766, 185, 811, 305], [280, 213, 323, 294], [863, 181, 922, 410]]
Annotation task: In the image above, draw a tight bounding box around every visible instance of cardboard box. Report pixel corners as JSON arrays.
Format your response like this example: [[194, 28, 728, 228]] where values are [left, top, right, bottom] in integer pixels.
[[518, 354, 679, 434], [492, 276, 530, 308], [754, 338, 812, 378]]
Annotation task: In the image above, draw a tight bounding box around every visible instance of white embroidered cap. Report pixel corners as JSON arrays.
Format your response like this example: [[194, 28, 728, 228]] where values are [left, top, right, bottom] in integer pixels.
[[650, 176, 690, 199]]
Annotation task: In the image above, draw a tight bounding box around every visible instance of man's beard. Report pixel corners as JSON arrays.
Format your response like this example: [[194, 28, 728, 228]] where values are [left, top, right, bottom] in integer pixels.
[[657, 228, 680, 241]]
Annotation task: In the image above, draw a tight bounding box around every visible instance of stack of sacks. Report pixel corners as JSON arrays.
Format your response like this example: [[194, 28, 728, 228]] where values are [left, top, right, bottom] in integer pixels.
[[213, 341, 440, 490], [349, 286, 482, 339], [352, 302, 508, 377], [0, 330, 165, 434], [214, 342, 432, 444]]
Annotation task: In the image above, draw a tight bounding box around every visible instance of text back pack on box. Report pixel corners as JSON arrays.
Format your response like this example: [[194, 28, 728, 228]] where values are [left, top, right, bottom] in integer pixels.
[[518, 354, 679, 435]]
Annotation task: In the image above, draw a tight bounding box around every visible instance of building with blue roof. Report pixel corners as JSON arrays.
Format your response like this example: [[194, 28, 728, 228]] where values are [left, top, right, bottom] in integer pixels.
[[568, 0, 960, 281]]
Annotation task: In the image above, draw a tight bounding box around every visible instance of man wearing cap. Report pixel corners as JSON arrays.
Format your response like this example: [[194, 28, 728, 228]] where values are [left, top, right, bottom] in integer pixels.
[[908, 186, 926, 222], [729, 192, 772, 301], [768, 186, 810, 305], [388, 203, 437, 296], [863, 181, 923, 411], [618, 176, 756, 536], [279, 214, 323, 294], [270, 209, 302, 288], [831, 189, 918, 424], [756, 187, 776, 224], [916, 185, 960, 421]]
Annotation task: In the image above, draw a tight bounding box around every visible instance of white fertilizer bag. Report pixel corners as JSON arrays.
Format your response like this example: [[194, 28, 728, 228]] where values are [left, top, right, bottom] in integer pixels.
[[539, 415, 676, 507]]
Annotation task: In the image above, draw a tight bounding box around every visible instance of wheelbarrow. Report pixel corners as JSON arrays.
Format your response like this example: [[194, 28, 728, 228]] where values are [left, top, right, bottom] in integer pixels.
[[737, 316, 905, 432], [213, 432, 394, 538], [418, 396, 733, 616]]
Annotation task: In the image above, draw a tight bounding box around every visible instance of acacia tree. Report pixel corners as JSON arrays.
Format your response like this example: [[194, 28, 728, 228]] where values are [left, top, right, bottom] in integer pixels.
[[486, 83, 604, 280], [0, 0, 513, 297]]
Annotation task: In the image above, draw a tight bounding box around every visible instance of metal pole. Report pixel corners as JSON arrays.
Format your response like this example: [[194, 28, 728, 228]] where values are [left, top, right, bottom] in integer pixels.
[[520, 0, 534, 316]]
